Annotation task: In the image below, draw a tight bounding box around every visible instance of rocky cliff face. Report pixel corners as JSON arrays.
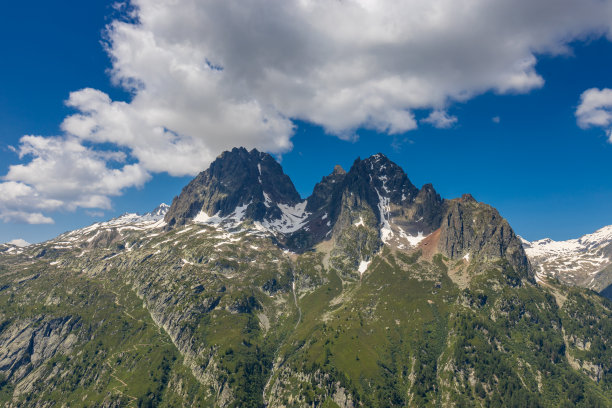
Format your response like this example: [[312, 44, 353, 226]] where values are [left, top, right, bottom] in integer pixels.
[[0, 316, 80, 383], [438, 195, 530, 278], [165, 147, 301, 228]]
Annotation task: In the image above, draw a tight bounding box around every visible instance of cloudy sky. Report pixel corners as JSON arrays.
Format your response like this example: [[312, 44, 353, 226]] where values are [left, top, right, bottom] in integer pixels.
[[2, 0, 612, 244]]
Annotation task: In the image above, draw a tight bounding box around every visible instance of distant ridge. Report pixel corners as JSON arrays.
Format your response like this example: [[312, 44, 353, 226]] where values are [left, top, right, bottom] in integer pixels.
[[522, 225, 612, 298]]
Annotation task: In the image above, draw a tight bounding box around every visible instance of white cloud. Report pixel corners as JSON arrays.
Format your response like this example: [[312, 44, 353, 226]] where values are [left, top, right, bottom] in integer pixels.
[[421, 111, 458, 129], [0, 136, 150, 223], [92, 0, 612, 144], [4, 0, 612, 223], [576, 88, 612, 142], [7, 239, 31, 247], [97, 0, 612, 139], [0, 210, 54, 225]]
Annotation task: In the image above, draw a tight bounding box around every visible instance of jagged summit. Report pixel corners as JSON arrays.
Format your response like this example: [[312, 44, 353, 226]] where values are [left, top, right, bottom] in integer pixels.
[[107, 203, 169, 225], [332, 164, 346, 175], [149, 203, 170, 218], [165, 147, 303, 229], [163, 148, 530, 278]]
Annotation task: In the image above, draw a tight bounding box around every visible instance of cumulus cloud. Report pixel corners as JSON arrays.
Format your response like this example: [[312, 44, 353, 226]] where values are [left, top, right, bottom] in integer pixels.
[[91, 0, 612, 149], [0, 211, 54, 225], [0, 136, 149, 223], [7, 239, 31, 247], [421, 111, 458, 129], [576, 88, 612, 142], [4, 0, 612, 223]]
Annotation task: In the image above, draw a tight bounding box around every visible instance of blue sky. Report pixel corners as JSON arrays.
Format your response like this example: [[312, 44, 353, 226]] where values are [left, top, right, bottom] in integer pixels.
[[1, 1, 612, 244]]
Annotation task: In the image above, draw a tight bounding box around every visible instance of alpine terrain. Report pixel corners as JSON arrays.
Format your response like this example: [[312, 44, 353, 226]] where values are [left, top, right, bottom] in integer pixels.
[[522, 228, 612, 300], [0, 147, 610, 407]]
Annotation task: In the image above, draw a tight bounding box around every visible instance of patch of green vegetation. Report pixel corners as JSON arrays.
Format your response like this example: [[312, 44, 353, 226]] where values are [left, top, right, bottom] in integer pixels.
[[1, 221, 610, 407], [0, 263, 210, 406]]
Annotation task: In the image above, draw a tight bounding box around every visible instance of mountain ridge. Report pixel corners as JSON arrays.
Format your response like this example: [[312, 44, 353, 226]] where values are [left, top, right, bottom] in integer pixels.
[[163, 148, 531, 279], [522, 225, 612, 298]]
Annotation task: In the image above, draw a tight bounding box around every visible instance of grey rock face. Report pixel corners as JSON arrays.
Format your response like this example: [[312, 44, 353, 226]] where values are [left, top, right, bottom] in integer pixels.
[[305, 164, 346, 218], [438, 195, 531, 278], [0, 315, 80, 382], [165, 147, 301, 227], [287, 164, 348, 248], [410, 184, 444, 230]]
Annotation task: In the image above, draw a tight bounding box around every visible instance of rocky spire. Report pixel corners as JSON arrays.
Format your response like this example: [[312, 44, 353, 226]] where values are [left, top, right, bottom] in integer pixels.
[[164, 147, 301, 227]]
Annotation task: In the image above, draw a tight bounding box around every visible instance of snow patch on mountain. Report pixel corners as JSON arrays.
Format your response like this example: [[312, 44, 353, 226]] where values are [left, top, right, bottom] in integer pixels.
[[521, 225, 612, 290], [261, 201, 310, 234], [354, 216, 365, 227], [194, 200, 310, 235], [263, 192, 272, 207], [358, 259, 371, 275], [398, 227, 427, 247], [193, 211, 224, 224], [375, 188, 393, 243]]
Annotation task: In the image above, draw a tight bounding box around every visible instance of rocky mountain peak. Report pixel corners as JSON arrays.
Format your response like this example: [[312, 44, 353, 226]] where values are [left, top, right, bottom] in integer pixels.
[[206, 147, 300, 206], [162, 148, 530, 279], [332, 164, 346, 175], [354, 153, 419, 203], [460, 193, 477, 203], [165, 148, 302, 228], [149, 203, 170, 217], [337, 154, 419, 219]]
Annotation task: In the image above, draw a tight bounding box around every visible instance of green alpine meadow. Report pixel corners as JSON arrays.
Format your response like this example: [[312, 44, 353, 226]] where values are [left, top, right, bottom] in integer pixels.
[[0, 149, 610, 407]]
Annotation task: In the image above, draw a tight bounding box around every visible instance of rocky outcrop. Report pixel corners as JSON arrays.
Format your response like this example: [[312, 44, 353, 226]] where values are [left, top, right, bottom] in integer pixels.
[[0, 315, 80, 383], [300, 165, 347, 241], [438, 195, 531, 277], [408, 184, 444, 232]]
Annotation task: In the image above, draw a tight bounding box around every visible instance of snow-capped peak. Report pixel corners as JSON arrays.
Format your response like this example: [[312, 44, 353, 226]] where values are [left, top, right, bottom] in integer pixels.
[[149, 203, 170, 218], [54, 203, 169, 245], [522, 225, 612, 291]]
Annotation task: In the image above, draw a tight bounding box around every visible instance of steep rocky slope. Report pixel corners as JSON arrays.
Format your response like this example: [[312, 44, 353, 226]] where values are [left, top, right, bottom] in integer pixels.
[[165, 147, 303, 231], [165, 150, 529, 278], [0, 149, 609, 407]]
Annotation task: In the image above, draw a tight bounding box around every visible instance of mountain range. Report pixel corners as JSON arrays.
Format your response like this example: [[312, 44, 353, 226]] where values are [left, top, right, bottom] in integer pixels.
[[522, 227, 612, 300], [0, 148, 610, 407]]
